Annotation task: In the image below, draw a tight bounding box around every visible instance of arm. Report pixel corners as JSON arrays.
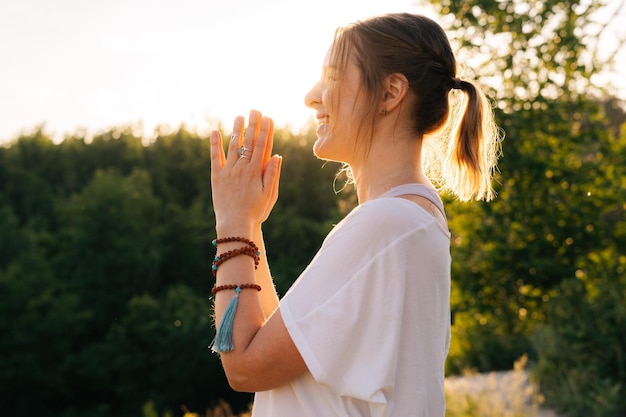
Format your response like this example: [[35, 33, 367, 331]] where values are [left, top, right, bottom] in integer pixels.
[[252, 225, 280, 317], [210, 110, 307, 392]]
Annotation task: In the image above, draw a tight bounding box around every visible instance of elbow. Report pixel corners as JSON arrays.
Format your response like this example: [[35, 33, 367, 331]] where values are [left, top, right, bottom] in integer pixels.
[[225, 362, 298, 393], [225, 372, 255, 393], [222, 355, 264, 393]]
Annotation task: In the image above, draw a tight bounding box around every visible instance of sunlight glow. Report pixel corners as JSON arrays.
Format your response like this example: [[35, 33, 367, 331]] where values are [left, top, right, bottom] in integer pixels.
[[0, 0, 623, 144], [0, 0, 432, 143]]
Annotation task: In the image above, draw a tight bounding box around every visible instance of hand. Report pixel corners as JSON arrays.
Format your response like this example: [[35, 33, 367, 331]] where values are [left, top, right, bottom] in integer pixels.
[[210, 110, 282, 237]]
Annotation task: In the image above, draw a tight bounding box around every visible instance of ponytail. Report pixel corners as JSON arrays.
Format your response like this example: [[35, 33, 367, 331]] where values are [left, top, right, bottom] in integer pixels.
[[442, 79, 502, 201]]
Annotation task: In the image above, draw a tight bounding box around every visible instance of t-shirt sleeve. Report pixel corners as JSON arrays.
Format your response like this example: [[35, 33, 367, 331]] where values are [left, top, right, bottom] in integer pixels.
[[279, 199, 448, 404]]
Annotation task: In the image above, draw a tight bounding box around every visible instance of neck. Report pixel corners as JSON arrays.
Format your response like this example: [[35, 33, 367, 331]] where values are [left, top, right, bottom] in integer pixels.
[[351, 132, 430, 203]]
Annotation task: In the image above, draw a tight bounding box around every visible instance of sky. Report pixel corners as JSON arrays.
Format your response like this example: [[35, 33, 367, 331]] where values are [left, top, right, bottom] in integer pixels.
[[0, 0, 624, 144], [0, 0, 435, 143]]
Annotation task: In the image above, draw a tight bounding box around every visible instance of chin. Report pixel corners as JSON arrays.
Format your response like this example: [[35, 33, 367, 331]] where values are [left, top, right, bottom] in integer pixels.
[[312, 138, 324, 157], [313, 129, 350, 163], [313, 143, 345, 164], [313, 138, 334, 161]]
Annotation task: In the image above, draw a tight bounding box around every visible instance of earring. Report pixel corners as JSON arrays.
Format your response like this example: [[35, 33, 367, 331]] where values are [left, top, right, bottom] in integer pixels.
[[381, 108, 388, 115]]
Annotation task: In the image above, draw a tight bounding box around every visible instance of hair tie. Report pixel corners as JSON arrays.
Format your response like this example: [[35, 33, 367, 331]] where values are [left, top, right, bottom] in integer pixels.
[[451, 78, 463, 90]]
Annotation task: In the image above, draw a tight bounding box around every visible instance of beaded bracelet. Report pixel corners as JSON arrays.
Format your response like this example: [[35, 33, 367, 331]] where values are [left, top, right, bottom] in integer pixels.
[[212, 283, 262, 295], [209, 237, 263, 354], [211, 246, 260, 276], [211, 237, 261, 276], [212, 236, 259, 253]]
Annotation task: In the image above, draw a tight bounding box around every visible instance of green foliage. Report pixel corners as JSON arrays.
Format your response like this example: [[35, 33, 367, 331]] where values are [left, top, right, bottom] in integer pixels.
[[532, 254, 626, 416], [0, 249, 91, 415], [446, 95, 625, 374], [447, 311, 531, 375], [431, 0, 620, 104], [54, 169, 163, 331], [104, 286, 222, 415]]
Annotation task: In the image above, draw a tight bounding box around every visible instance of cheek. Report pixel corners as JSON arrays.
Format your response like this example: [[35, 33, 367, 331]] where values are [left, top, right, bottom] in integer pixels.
[[324, 83, 344, 117], [322, 89, 333, 115]]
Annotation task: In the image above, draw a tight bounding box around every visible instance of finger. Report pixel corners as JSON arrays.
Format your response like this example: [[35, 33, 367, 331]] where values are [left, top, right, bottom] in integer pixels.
[[210, 130, 225, 176], [252, 116, 272, 168], [226, 116, 245, 166], [243, 109, 261, 152], [263, 117, 274, 171], [264, 155, 282, 204], [232, 115, 245, 146]]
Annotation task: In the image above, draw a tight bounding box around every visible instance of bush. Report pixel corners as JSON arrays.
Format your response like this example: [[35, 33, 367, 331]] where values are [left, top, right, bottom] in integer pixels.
[[532, 272, 626, 417], [446, 311, 533, 375], [445, 355, 542, 417]]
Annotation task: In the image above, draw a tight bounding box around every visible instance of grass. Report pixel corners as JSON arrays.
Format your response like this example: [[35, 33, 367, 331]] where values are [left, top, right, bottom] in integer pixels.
[[444, 355, 545, 417]]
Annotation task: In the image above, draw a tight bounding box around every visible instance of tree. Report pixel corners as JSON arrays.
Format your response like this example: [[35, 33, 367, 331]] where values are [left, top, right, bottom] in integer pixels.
[[425, 1, 626, 413], [101, 285, 246, 416], [0, 248, 91, 416], [430, 0, 625, 106], [422, 0, 626, 367], [54, 169, 163, 331]]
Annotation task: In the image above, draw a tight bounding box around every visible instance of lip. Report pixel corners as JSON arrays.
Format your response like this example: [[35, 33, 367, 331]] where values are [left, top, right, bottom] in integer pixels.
[[316, 113, 329, 124], [316, 123, 327, 136]]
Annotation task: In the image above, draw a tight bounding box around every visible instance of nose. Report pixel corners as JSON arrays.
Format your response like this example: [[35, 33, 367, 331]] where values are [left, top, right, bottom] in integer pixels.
[[304, 79, 322, 110]]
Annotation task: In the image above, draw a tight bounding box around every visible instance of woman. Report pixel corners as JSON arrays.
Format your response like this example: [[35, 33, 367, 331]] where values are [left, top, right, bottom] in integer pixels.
[[209, 13, 501, 417]]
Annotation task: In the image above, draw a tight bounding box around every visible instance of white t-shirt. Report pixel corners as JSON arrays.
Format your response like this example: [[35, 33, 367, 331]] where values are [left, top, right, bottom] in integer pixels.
[[253, 185, 451, 417]]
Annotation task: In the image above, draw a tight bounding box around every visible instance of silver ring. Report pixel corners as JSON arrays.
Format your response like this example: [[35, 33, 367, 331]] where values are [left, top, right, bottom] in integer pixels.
[[237, 146, 252, 157], [230, 133, 240, 142]]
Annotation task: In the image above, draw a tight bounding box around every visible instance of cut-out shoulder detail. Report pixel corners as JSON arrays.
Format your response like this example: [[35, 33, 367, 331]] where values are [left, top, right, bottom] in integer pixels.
[[377, 184, 448, 230], [398, 195, 448, 230]]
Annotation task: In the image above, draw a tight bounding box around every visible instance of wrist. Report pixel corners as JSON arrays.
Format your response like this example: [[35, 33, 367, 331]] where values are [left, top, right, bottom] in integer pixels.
[[215, 222, 258, 240]]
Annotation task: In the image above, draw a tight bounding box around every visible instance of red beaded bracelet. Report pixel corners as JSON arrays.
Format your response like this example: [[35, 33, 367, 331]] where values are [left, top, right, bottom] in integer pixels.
[[212, 237, 259, 253], [212, 246, 260, 277], [212, 283, 262, 295]]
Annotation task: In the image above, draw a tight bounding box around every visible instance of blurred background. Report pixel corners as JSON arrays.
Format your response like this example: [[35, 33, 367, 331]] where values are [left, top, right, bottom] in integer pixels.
[[1, 0, 625, 416]]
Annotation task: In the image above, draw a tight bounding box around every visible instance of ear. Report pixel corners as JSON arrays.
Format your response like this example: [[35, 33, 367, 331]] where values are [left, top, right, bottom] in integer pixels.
[[380, 73, 409, 114]]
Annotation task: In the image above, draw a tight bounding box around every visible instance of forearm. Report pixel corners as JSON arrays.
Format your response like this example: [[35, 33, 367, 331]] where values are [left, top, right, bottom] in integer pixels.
[[212, 236, 265, 354], [213, 225, 279, 312], [252, 225, 280, 317], [212, 224, 279, 350], [211, 228, 286, 389]]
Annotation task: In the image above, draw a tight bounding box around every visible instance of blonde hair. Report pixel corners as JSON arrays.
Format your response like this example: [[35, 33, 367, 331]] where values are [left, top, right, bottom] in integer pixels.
[[425, 82, 502, 201]]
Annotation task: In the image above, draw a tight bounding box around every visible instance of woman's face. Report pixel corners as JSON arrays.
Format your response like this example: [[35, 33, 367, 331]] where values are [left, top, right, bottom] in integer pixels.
[[304, 45, 365, 164]]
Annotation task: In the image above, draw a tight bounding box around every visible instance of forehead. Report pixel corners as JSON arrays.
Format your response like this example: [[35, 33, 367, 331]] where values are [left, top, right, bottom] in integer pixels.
[[322, 39, 355, 71]]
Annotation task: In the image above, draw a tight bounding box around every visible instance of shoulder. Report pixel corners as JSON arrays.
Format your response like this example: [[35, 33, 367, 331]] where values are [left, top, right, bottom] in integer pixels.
[[344, 197, 439, 233], [323, 197, 447, 252]]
